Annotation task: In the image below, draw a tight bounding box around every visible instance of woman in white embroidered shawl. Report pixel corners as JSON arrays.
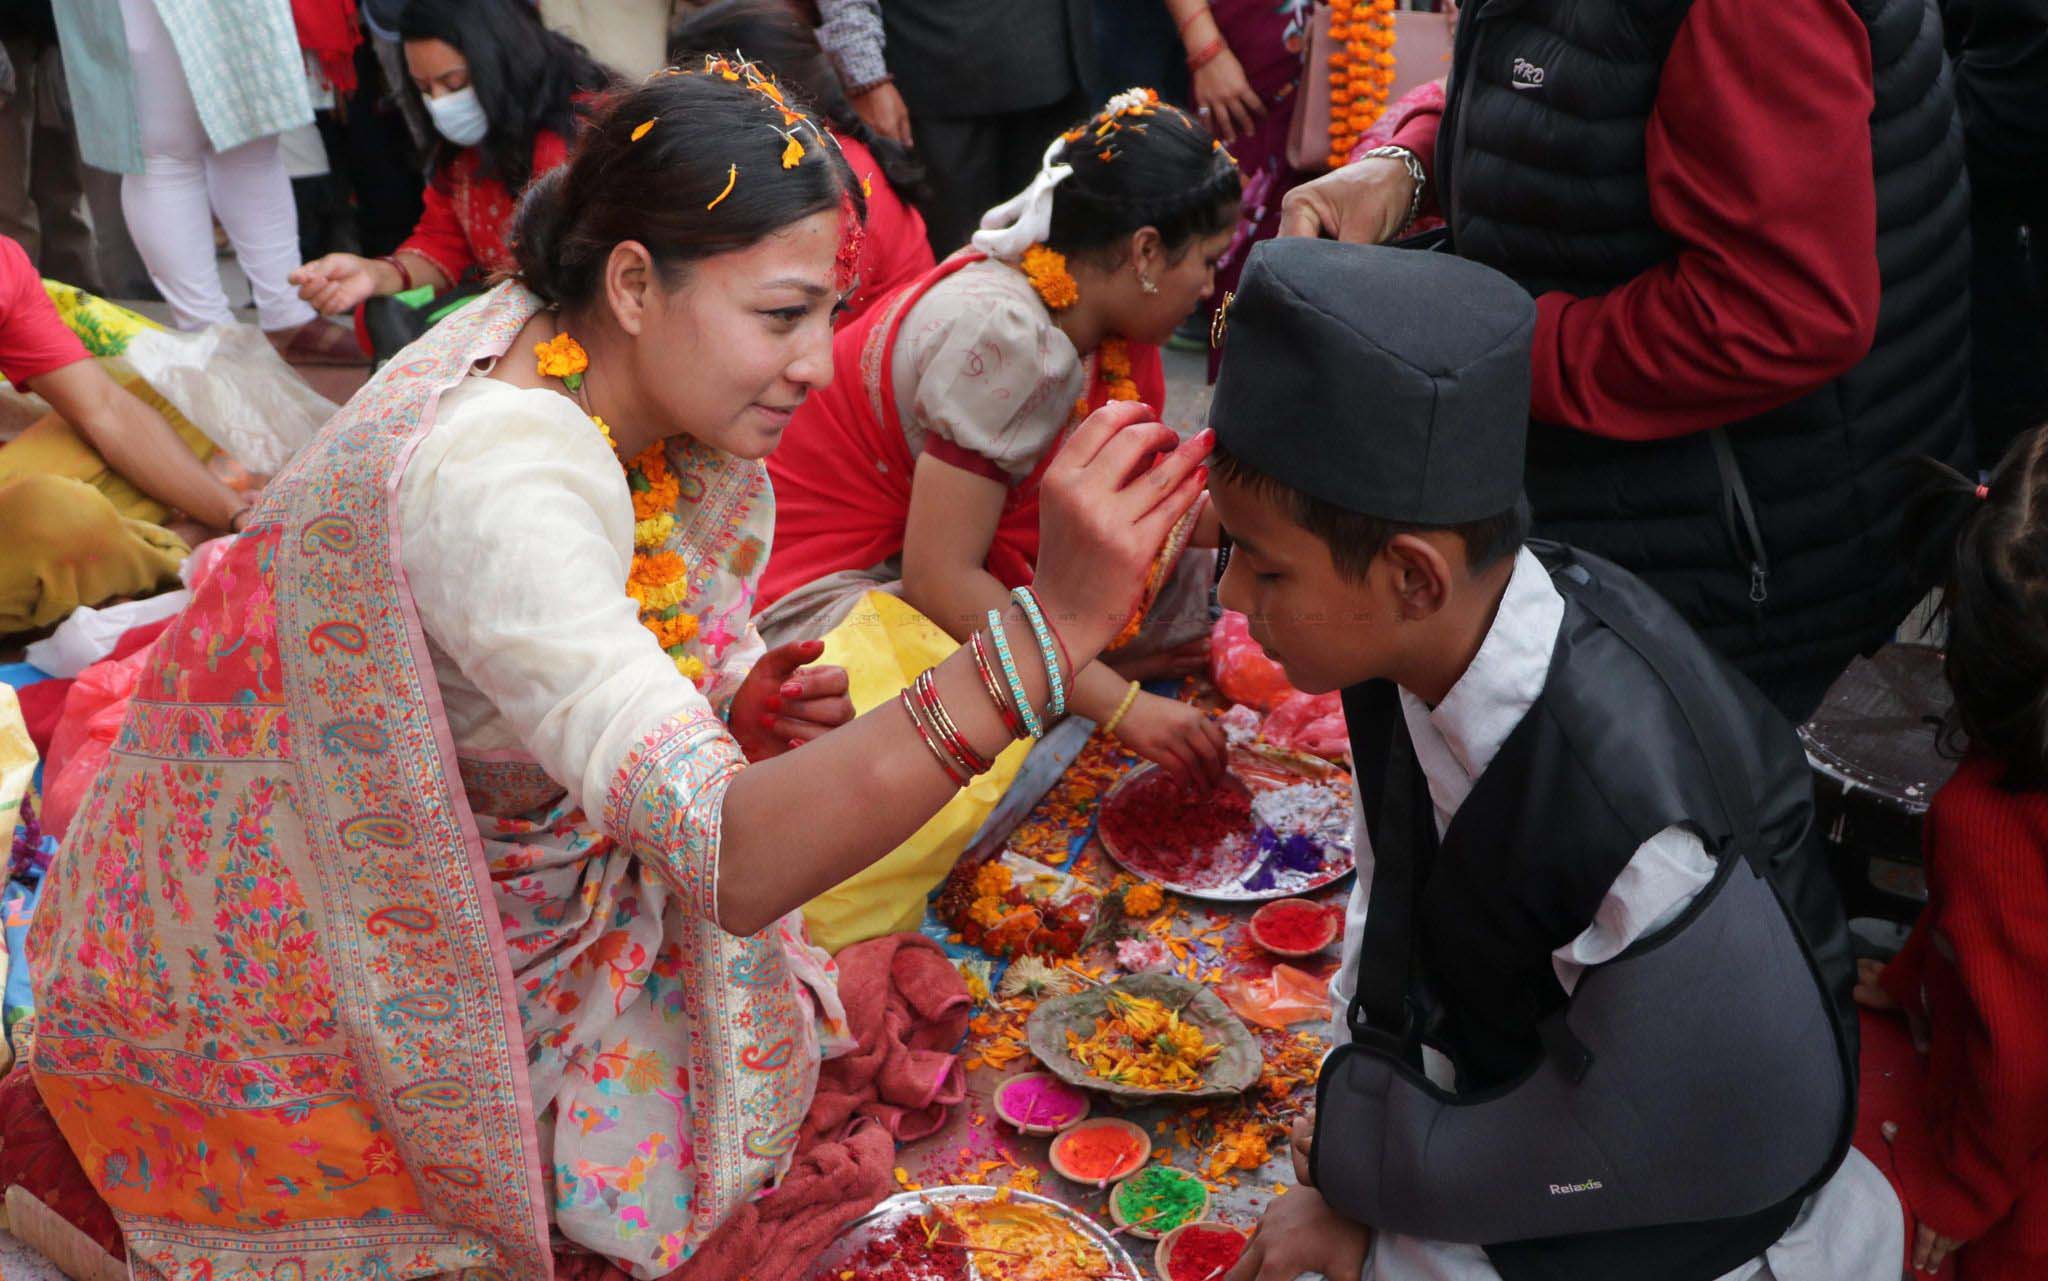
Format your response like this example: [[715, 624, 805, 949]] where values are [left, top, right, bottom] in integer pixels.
[[26, 68, 1209, 1281]]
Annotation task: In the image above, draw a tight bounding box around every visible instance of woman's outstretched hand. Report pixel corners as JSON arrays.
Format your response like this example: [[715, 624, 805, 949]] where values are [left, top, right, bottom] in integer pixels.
[[1034, 402, 1213, 669], [291, 253, 384, 315], [729, 639, 854, 762]]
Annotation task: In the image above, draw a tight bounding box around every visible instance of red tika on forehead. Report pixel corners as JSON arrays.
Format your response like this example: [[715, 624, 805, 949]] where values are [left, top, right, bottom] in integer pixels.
[[835, 188, 866, 292]]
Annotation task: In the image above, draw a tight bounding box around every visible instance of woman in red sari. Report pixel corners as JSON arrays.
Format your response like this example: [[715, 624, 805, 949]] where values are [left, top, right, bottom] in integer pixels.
[[761, 90, 1241, 787], [669, 0, 934, 326], [289, 0, 613, 315]]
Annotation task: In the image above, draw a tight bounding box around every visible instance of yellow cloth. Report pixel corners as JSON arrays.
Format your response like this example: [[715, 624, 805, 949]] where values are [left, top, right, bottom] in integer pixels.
[[800, 592, 1031, 953], [0, 470, 189, 635], [0, 410, 210, 526], [0, 285, 212, 634]]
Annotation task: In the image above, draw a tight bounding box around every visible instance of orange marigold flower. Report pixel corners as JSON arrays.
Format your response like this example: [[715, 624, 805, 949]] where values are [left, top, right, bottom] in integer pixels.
[[1022, 244, 1079, 311], [973, 862, 1015, 898], [1123, 883, 1165, 917], [649, 610, 699, 649], [534, 332, 589, 381]]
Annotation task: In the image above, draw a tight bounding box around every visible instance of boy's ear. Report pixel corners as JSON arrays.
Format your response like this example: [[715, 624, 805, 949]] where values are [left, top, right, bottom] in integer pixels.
[[1382, 533, 1454, 622]]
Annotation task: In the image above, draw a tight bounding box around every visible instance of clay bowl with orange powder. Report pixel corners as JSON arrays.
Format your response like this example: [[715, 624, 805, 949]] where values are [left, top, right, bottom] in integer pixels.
[[1047, 1117, 1152, 1189]]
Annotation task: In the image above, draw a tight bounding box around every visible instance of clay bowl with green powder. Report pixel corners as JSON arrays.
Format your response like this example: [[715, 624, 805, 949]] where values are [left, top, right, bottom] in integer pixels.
[[1107, 1164, 1210, 1240]]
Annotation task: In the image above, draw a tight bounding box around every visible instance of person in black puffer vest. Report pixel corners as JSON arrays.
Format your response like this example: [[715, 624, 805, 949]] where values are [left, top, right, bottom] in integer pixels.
[[1277, 0, 1973, 722]]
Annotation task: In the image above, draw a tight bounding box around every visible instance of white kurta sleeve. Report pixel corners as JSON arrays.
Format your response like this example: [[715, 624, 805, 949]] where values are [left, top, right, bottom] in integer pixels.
[[1550, 824, 1718, 993], [399, 378, 744, 923]]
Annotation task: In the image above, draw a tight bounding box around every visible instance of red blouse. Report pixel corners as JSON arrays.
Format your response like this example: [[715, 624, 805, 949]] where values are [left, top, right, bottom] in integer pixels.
[[396, 131, 572, 284]]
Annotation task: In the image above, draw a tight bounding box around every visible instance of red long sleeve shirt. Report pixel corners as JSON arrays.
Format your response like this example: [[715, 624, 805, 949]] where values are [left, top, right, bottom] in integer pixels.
[[1880, 754, 2048, 1262], [396, 131, 571, 286], [1384, 0, 1883, 441]]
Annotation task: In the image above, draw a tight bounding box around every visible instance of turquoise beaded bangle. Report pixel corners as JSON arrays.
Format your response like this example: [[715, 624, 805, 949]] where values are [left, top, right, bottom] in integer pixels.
[[1009, 587, 1066, 720], [986, 608, 1045, 740]]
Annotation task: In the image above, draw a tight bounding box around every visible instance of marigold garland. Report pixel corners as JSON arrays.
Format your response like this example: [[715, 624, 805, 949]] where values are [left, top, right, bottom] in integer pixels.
[[537, 331, 708, 685], [1098, 337, 1140, 404], [1326, 0, 1399, 168]]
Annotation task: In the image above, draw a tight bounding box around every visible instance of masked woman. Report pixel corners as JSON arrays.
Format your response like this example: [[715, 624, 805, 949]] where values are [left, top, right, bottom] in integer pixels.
[[27, 68, 1205, 1281], [289, 0, 613, 324], [760, 90, 1241, 788]]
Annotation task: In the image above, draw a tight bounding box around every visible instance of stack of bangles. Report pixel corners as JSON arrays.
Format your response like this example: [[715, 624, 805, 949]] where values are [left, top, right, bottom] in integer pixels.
[[903, 586, 1073, 786]]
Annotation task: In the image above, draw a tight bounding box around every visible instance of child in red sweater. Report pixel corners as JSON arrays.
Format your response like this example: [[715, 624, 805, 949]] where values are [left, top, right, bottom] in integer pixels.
[[1855, 423, 2048, 1280]]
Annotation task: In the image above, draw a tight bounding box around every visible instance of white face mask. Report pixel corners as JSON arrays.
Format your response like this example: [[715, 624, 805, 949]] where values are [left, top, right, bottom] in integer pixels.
[[425, 86, 489, 147]]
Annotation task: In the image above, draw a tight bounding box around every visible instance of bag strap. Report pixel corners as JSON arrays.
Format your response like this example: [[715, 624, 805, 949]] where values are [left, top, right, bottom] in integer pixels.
[[1541, 547, 1761, 859], [1340, 680, 1436, 1053]]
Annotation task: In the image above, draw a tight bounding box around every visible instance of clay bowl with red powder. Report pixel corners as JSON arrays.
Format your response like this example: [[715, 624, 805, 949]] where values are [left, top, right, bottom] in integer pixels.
[[1248, 898, 1341, 958], [1156, 1221, 1252, 1281]]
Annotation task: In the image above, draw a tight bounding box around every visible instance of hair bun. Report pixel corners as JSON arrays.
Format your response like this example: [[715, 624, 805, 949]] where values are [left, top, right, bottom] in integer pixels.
[[512, 167, 577, 304]]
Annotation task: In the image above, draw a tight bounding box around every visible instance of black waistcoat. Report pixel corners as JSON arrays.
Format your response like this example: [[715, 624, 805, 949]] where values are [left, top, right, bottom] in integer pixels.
[[1342, 542, 1859, 1281], [1432, 0, 1972, 699]]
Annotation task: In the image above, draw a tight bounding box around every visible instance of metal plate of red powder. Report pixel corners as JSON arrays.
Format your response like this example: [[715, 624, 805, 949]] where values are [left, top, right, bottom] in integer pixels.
[[1096, 748, 1355, 902]]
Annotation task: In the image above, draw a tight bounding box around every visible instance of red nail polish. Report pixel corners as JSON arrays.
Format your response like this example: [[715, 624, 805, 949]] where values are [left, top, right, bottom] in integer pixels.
[[780, 681, 803, 698], [788, 739, 803, 751]]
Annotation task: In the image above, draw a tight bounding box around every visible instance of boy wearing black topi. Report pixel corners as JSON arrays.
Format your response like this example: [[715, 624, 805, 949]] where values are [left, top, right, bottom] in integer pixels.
[[1209, 239, 1898, 1281]]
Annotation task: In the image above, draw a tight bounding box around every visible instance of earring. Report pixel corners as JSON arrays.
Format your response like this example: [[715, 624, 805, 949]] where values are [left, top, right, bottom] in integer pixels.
[[1138, 274, 1159, 295]]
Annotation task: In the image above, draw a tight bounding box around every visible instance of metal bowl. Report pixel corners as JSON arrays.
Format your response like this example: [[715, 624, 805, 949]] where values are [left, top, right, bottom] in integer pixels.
[[805, 1185, 1142, 1281]]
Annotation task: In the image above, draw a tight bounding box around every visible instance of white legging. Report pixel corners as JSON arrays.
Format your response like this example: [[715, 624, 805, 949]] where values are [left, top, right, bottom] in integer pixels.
[[117, 0, 314, 333]]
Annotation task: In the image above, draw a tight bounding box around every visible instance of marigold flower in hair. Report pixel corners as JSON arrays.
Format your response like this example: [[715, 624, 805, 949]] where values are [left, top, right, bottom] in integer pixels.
[[1021, 245, 1079, 311]]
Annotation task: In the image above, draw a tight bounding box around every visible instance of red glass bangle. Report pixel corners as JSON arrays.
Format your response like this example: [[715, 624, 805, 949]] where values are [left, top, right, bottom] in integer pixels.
[[972, 630, 1028, 739], [377, 253, 415, 292], [1187, 37, 1226, 71], [900, 688, 971, 785], [915, 670, 992, 775]]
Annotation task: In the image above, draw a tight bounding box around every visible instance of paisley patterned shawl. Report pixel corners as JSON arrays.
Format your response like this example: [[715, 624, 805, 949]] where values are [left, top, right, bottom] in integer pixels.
[[25, 282, 794, 1281]]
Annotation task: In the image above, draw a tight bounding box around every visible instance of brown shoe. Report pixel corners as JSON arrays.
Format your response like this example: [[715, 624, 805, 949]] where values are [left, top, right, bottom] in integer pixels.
[[267, 319, 370, 366]]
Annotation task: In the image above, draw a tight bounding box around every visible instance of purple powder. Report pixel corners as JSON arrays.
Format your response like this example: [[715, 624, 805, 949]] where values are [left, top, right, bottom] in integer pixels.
[[9, 793, 47, 879], [1241, 828, 1327, 892]]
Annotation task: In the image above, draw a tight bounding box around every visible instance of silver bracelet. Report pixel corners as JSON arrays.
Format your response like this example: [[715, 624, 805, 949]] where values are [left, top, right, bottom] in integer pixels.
[[1359, 144, 1428, 237]]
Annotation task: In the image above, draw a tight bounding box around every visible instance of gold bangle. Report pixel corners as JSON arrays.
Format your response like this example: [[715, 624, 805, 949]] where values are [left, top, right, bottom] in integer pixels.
[[1101, 681, 1141, 738]]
